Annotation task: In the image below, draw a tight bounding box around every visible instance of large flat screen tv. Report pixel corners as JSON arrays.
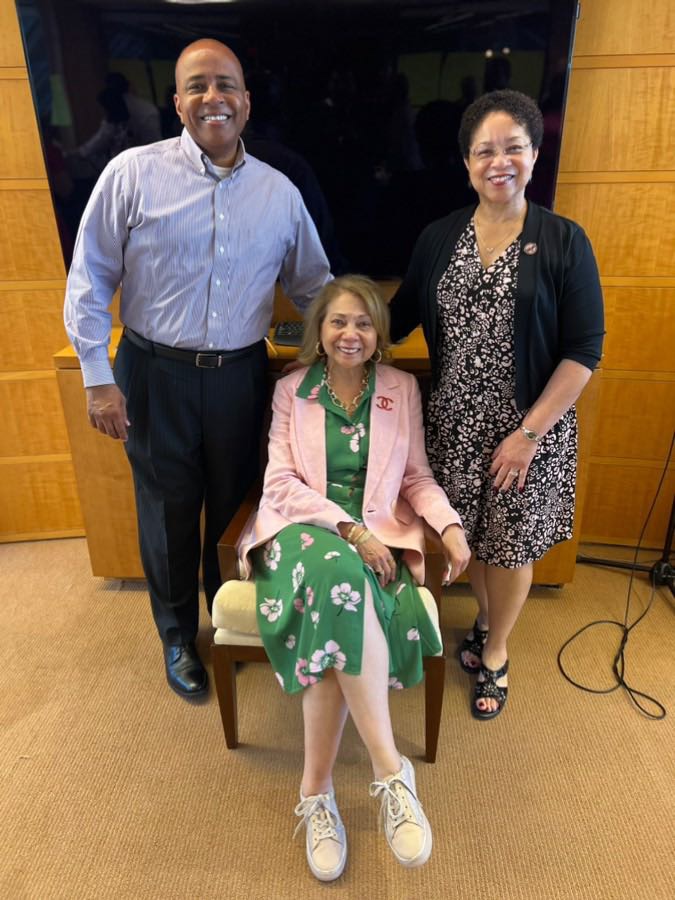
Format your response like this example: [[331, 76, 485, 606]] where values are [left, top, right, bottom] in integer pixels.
[[17, 0, 578, 276]]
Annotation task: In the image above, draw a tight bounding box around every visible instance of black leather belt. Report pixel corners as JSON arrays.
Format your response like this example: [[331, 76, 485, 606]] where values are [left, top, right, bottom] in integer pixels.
[[123, 327, 262, 368]]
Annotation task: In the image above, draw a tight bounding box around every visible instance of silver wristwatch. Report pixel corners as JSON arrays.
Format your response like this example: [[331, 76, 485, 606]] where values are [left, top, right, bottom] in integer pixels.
[[520, 424, 542, 443]]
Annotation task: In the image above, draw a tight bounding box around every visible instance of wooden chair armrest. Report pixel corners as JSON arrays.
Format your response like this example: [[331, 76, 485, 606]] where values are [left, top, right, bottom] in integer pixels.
[[423, 523, 445, 602], [217, 482, 262, 582]]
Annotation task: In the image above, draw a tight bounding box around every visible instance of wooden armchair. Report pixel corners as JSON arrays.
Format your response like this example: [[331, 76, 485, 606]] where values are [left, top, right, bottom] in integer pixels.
[[211, 488, 448, 762]]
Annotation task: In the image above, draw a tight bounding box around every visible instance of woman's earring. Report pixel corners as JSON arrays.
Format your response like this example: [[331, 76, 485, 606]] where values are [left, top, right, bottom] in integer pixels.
[[372, 348, 382, 363], [315, 341, 326, 357]]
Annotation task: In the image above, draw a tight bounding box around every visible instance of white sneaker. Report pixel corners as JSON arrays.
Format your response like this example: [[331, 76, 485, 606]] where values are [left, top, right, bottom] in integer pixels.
[[369, 756, 432, 867], [293, 791, 347, 882]]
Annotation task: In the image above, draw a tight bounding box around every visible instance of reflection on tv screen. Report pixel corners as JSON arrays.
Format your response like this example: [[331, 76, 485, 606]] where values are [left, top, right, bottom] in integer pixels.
[[18, 0, 577, 276]]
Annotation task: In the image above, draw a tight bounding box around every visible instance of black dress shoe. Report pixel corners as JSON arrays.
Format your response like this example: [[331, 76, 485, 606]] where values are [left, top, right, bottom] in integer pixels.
[[163, 642, 208, 697]]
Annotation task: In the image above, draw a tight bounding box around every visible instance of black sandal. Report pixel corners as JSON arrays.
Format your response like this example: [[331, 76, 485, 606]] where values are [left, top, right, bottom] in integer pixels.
[[458, 618, 489, 674], [472, 659, 509, 720]]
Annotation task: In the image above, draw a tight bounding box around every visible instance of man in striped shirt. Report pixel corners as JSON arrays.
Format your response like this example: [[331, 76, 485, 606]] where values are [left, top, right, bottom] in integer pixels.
[[64, 39, 331, 698]]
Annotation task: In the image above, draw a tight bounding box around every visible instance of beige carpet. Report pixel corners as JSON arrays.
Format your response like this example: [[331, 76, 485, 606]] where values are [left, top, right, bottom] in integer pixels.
[[1, 538, 673, 900]]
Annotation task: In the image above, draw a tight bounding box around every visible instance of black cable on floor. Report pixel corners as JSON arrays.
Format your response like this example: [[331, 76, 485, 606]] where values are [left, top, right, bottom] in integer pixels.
[[557, 433, 674, 720]]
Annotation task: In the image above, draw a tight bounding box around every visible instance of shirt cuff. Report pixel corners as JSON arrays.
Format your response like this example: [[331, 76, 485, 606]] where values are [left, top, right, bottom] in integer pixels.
[[441, 519, 463, 536], [81, 358, 115, 388]]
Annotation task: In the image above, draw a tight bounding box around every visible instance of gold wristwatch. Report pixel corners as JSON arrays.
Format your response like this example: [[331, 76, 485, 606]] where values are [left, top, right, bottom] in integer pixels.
[[520, 424, 542, 443]]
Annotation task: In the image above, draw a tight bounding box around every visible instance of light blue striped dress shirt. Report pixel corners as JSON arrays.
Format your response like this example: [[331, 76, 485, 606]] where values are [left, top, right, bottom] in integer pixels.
[[64, 129, 331, 387]]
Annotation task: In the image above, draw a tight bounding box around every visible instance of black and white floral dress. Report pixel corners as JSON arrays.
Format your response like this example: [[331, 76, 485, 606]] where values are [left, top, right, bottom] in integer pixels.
[[425, 221, 577, 568]]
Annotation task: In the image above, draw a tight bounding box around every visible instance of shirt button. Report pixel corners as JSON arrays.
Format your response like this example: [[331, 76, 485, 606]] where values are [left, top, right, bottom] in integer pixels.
[[219, 246, 224, 253], [219, 213, 224, 220], [208, 342, 214, 349], [215, 279, 221, 286], [200, 167, 205, 175], [212, 312, 217, 318]]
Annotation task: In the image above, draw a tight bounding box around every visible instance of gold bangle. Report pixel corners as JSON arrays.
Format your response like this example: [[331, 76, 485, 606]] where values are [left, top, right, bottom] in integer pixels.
[[346, 524, 360, 544], [354, 528, 372, 546]]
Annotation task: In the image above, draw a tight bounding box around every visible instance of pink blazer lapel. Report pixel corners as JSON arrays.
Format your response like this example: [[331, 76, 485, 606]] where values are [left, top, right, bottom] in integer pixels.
[[291, 390, 328, 495], [290, 365, 402, 503], [363, 366, 402, 502]]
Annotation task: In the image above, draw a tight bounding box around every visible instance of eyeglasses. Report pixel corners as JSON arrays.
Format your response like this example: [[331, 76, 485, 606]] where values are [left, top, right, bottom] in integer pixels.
[[469, 142, 532, 161]]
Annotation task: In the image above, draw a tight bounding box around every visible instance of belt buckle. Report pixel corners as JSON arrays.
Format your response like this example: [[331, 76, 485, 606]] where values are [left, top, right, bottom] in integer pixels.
[[195, 352, 221, 368]]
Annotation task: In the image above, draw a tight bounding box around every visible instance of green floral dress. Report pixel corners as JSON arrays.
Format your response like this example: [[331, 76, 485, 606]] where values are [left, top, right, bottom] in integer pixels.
[[251, 362, 442, 694]]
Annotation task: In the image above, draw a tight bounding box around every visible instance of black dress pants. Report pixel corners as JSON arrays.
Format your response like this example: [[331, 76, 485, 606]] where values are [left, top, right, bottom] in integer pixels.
[[113, 334, 268, 646]]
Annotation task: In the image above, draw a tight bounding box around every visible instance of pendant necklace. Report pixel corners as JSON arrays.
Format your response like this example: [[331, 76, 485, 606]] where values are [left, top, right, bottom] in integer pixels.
[[473, 217, 521, 254]]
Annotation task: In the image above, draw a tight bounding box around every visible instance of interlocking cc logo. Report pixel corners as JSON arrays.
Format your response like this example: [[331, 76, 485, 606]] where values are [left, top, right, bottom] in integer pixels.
[[375, 395, 394, 411]]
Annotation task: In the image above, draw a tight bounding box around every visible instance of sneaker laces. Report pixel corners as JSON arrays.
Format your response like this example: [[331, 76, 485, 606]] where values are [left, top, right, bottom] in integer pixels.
[[369, 776, 419, 832], [293, 795, 339, 845]]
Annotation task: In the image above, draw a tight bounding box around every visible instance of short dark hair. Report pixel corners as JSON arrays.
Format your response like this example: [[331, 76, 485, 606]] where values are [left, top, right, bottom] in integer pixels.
[[458, 89, 544, 159]]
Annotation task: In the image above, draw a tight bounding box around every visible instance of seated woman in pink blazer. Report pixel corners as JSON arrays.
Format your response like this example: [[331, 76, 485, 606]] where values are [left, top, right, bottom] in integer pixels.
[[238, 275, 470, 883]]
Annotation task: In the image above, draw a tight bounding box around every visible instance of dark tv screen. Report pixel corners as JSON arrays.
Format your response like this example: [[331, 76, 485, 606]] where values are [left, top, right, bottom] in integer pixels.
[[18, 0, 578, 277]]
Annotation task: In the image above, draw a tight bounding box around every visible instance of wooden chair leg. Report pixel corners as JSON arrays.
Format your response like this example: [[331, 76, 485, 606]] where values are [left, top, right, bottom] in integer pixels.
[[211, 643, 239, 749], [423, 655, 445, 763]]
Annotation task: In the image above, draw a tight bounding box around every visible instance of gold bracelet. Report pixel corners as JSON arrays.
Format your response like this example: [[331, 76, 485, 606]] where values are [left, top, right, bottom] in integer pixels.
[[354, 528, 372, 546], [346, 524, 361, 544]]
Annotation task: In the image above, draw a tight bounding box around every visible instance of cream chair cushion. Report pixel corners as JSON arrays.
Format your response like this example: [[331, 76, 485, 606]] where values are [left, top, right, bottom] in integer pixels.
[[212, 580, 262, 645], [212, 580, 441, 655]]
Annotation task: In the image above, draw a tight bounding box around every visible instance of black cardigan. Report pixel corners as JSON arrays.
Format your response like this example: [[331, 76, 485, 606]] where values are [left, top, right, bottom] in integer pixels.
[[389, 202, 605, 411]]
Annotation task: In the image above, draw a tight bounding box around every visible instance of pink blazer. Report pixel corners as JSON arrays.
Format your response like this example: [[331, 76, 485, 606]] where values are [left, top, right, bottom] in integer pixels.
[[238, 364, 462, 584]]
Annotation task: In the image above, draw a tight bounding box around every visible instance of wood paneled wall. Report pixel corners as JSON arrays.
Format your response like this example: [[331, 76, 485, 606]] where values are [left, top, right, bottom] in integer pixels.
[[555, 0, 675, 546], [2, 0, 674, 550], [0, 0, 83, 541]]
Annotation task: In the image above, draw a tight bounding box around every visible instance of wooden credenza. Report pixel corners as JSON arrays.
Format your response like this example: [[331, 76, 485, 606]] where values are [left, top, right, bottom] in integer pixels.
[[54, 327, 598, 584]]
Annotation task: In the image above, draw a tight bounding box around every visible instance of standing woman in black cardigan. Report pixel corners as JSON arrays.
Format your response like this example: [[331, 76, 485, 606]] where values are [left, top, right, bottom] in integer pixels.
[[389, 90, 604, 719]]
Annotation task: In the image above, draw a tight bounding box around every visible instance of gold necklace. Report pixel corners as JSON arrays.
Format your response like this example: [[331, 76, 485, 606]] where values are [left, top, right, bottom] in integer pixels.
[[324, 366, 370, 413], [473, 217, 522, 254]]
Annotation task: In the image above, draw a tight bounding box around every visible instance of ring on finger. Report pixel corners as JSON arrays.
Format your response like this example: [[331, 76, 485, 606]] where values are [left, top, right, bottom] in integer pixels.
[[508, 469, 519, 477]]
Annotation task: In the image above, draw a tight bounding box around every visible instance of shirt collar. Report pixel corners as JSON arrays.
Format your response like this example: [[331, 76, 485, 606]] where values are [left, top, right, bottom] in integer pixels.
[[179, 127, 247, 177], [297, 360, 325, 399]]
